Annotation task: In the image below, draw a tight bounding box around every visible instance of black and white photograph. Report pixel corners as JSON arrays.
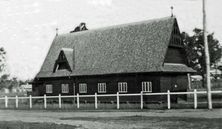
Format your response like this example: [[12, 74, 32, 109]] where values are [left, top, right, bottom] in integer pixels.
[[0, 0, 222, 128]]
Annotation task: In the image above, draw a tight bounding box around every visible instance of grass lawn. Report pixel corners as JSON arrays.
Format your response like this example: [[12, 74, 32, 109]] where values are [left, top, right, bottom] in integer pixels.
[[60, 116, 222, 129], [1, 116, 221, 129], [0, 109, 221, 129], [0, 121, 79, 129]]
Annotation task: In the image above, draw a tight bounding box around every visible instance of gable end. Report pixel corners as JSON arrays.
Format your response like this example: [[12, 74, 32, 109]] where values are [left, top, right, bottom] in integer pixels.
[[169, 19, 183, 47]]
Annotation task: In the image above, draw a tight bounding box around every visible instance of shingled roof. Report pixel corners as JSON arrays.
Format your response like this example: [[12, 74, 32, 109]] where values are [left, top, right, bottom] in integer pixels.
[[36, 16, 194, 78]]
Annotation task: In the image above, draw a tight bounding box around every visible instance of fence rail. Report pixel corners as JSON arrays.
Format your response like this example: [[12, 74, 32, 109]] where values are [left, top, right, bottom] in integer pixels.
[[0, 90, 221, 110]]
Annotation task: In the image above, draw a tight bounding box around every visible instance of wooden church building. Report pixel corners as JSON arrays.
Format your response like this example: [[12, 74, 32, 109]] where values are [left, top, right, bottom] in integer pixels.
[[32, 16, 195, 102]]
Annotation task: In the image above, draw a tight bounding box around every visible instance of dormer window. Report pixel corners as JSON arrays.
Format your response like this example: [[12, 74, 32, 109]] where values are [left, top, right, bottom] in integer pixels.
[[56, 62, 68, 71], [53, 48, 73, 72], [59, 53, 65, 60]]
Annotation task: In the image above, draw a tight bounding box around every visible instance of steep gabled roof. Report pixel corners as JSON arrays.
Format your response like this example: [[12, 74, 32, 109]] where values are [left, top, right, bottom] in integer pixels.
[[36, 16, 193, 78]]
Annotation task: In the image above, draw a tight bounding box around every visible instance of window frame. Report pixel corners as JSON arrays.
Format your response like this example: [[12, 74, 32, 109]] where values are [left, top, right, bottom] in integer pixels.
[[141, 81, 152, 92], [98, 83, 106, 93], [61, 83, 69, 93], [118, 82, 127, 93], [46, 84, 53, 93], [79, 83, 87, 93]]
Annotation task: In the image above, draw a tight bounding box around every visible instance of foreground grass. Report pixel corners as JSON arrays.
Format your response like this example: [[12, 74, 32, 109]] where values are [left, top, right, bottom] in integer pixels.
[[0, 121, 79, 129], [61, 116, 222, 129], [0, 109, 222, 129]]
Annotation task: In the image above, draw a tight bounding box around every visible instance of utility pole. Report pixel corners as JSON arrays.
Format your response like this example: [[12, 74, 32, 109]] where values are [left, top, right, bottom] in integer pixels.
[[202, 0, 212, 109]]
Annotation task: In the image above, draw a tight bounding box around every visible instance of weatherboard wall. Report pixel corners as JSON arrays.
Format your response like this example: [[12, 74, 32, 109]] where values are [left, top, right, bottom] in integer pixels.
[[33, 73, 188, 102]]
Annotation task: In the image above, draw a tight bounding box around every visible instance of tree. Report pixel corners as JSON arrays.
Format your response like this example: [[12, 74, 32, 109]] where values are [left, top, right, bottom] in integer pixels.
[[0, 47, 6, 73], [182, 28, 222, 87], [0, 47, 8, 90], [0, 47, 27, 91], [0, 74, 21, 91], [0, 74, 10, 90], [218, 65, 222, 71]]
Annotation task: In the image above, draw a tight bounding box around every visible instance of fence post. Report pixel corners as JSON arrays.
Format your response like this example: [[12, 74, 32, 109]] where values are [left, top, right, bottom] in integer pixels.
[[5, 96, 8, 108], [140, 91, 143, 109], [194, 89, 197, 109], [29, 95, 32, 109], [59, 94, 61, 109], [44, 94, 47, 109], [15, 95, 18, 108], [73, 95, 76, 105], [95, 93, 98, 109], [167, 90, 171, 109], [117, 92, 119, 109], [77, 93, 79, 109]]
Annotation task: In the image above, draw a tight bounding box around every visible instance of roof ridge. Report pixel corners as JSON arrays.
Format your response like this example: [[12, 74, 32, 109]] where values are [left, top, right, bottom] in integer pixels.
[[58, 16, 175, 37]]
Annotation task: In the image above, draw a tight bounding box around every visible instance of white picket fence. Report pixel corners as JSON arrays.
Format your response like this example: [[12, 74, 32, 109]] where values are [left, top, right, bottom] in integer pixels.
[[0, 90, 222, 110]]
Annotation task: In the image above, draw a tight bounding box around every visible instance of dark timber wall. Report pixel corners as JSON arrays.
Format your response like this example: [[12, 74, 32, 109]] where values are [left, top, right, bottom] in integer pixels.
[[160, 73, 188, 102], [36, 73, 160, 94], [33, 73, 188, 102], [164, 47, 187, 64]]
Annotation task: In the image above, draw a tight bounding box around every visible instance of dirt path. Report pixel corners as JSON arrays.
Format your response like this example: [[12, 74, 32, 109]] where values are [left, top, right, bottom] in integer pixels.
[[0, 109, 221, 129]]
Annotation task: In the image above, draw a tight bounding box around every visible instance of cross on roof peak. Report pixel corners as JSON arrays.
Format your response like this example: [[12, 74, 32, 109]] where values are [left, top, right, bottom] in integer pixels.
[[171, 6, 174, 17], [56, 28, 59, 36]]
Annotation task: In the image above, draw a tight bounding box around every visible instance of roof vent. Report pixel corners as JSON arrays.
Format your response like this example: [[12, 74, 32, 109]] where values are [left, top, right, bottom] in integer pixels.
[[70, 22, 88, 33]]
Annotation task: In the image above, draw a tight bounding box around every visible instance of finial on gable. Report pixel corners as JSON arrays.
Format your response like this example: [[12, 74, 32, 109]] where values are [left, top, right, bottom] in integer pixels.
[[56, 28, 59, 36], [171, 6, 174, 17]]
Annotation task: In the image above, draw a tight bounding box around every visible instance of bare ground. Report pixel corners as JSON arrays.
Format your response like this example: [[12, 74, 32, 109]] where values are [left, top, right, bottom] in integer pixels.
[[0, 109, 221, 129]]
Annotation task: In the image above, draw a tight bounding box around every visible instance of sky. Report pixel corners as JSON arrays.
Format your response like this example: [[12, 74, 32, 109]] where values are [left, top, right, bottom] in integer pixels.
[[0, 0, 221, 80]]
